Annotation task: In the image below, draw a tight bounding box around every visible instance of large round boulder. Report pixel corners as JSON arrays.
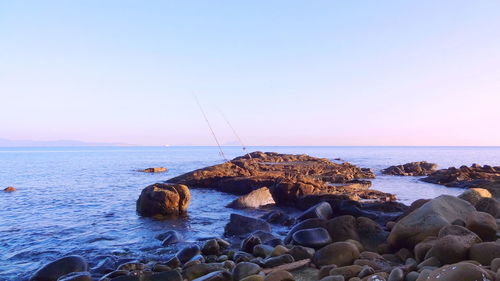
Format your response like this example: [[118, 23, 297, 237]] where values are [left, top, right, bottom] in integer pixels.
[[475, 197, 500, 218], [136, 183, 190, 217], [465, 211, 497, 241], [292, 227, 332, 249], [458, 188, 492, 205], [30, 255, 88, 281], [387, 195, 475, 248], [468, 242, 500, 265], [312, 242, 360, 267], [426, 262, 494, 281]]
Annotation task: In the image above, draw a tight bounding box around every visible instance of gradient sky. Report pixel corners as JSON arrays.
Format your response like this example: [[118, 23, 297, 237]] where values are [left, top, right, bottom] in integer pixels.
[[1, 1, 499, 146]]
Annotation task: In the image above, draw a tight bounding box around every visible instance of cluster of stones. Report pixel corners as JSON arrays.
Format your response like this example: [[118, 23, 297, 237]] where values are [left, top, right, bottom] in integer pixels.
[[32, 186, 500, 281]]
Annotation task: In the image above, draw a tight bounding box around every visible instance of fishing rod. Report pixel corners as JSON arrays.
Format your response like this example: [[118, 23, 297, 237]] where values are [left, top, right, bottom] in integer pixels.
[[193, 95, 228, 162], [218, 108, 252, 159]]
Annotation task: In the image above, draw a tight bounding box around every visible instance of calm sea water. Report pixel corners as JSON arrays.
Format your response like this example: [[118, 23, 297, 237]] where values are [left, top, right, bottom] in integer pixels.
[[1, 146, 499, 280]]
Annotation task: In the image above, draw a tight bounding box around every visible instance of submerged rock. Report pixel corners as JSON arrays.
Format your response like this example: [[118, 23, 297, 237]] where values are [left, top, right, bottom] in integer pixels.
[[30, 255, 88, 281], [136, 183, 190, 217], [382, 162, 437, 176], [141, 167, 167, 173], [3, 186, 16, 192]]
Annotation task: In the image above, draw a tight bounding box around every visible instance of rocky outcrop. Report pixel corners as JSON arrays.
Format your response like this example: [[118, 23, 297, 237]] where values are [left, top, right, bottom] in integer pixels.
[[421, 164, 500, 190], [381, 161, 437, 176], [141, 167, 167, 173], [167, 152, 393, 207], [227, 187, 275, 209], [136, 183, 190, 217]]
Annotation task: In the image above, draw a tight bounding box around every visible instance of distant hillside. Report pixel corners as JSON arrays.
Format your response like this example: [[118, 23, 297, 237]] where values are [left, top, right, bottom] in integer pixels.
[[0, 138, 130, 147]]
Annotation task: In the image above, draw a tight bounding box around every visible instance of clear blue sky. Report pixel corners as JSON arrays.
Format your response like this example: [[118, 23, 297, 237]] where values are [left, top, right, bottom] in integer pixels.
[[1, 1, 499, 146]]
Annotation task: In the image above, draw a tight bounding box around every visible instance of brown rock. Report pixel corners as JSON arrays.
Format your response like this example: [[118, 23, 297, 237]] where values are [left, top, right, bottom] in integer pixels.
[[142, 167, 167, 173], [329, 265, 363, 279], [468, 242, 500, 265], [263, 270, 293, 281], [313, 242, 360, 267], [3, 186, 16, 192], [381, 162, 437, 176], [136, 183, 190, 217], [475, 197, 500, 218], [458, 188, 492, 205], [426, 262, 494, 281], [466, 211, 497, 241]]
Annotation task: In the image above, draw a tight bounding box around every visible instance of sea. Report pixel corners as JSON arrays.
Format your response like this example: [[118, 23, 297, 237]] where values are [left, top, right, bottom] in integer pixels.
[[1, 146, 499, 280]]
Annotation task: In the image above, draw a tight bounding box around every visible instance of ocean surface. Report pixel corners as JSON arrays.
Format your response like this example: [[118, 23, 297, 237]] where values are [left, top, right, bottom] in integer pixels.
[[1, 146, 499, 280]]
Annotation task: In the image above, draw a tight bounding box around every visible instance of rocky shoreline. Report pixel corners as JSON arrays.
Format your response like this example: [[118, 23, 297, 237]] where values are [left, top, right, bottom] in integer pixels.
[[27, 153, 500, 281]]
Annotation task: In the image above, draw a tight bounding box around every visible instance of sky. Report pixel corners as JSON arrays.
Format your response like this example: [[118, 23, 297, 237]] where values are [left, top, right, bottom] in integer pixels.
[[0, 1, 499, 146]]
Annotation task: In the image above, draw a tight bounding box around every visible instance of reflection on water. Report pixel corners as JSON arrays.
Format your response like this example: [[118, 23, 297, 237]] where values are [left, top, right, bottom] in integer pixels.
[[0, 146, 499, 280]]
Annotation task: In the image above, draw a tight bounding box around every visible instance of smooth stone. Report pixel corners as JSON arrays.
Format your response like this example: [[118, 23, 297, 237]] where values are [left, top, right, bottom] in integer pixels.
[[284, 218, 326, 244], [177, 244, 201, 264], [491, 257, 500, 272], [263, 270, 294, 281], [225, 214, 272, 237], [192, 270, 232, 281], [183, 263, 226, 281], [329, 265, 363, 279], [152, 264, 172, 272], [150, 270, 183, 281], [166, 256, 181, 268], [297, 202, 333, 221], [30, 255, 88, 281], [232, 262, 261, 281], [292, 227, 332, 249], [313, 242, 360, 267], [227, 187, 275, 209], [414, 270, 431, 281], [468, 242, 500, 265], [117, 262, 145, 271], [358, 266, 375, 278], [253, 244, 274, 258], [289, 245, 315, 261], [318, 265, 337, 279], [466, 211, 497, 241], [203, 239, 221, 255], [56, 272, 92, 281], [405, 272, 419, 281], [387, 268, 404, 281], [319, 276, 344, 281], [423, 235, 468, 264], [417, 257, 440, 269], [426, 262, 494, 281], [270, 245, 289, 257], [241, 235, 262, 253], [263, 254, 294, 268], [240, 275, 264, 281], [162, 231, 183, 246]]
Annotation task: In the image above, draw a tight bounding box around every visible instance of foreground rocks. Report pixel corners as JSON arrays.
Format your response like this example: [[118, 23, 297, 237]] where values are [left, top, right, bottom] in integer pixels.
[[136, 183, 191, 217], [167, 152, 395, 207], [381, 161, 437, 176], [30, 255, 88, 281]]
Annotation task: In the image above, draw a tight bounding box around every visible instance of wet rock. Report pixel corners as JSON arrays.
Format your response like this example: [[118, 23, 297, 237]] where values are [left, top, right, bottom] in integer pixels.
[[159, 231, 183, 246], [136, 183, 190, 217], [423, 235, 469, 264], [261, 211, 295, 226], [289, 245, 315, 261], [253, 244, 274, 258], [270, 245, 289, 257], [405, 272, 419, 281], [183, 263, 226, 280], [297, 202, 333, 221], [30, 255, 88, 281], [232, 251, 254, 263], [177, 244, 201, 264], [100, 270, 129, 280], [320, 276, 344, 281], [329, 265, 363, 279], [387, 268, 404, 281], [240, 275, 264, 281], [227, 187, 275, 209], [475, 197, 500, 218], [468, 242, 500, 265], [325, 215, 359, 242], [232, 262, 261, 281], [202, 239, 221, 255], [152, 263, 172, 272], [91, 256, 117, 275], [109, 276, 140, 281], [417, 257, 440, 270], [358, 266, 375, 278], [313, 242, 360, 267], [413, 237, 438, 263], [3, 186, 16, 192], [381, 162, 437, 176], [284, 218, 326, 244], [117, 262, 145, 271], [224, 214, 271, 237], [388, 195, 475, 248], [56, 272, 91, 281], [263, 270, 293, 281], [241, 235, 262, 253], [465, 211, 497, 241], [356, 217, 388, 252], [192, 270, 232, 281], [263, 254, 294, 268], [150, 270, 183, 281], [142, 167, 167, 173], [426, 262, 494, 281], [292, 227, 332, 249], [318, 265, 338, 279], [166, 256, 181, 268], [458, 188, 492, 205]]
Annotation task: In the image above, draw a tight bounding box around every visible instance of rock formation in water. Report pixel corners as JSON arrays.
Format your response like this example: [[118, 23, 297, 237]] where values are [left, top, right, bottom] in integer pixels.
[[168, 152, 395, 207], [141, 167, 167, 173], [421, 164, 500, 197], [136, 183, 190, 217], [3, 186, 16, 192], [381, 161, 437, 176]]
